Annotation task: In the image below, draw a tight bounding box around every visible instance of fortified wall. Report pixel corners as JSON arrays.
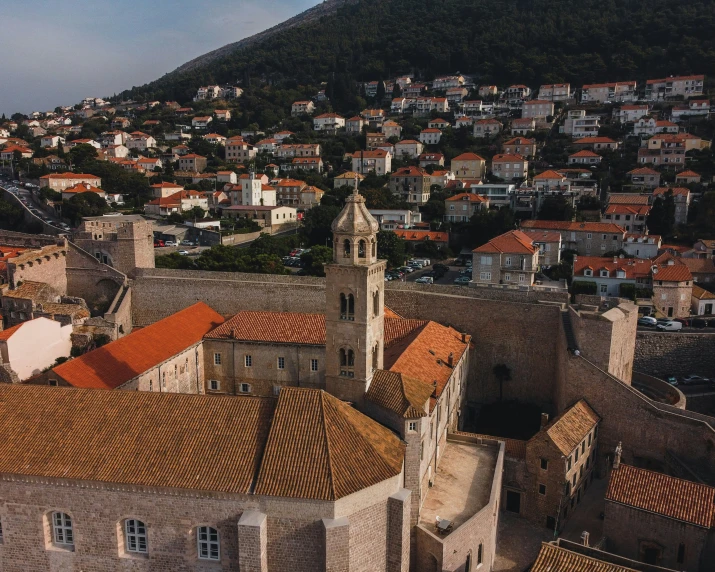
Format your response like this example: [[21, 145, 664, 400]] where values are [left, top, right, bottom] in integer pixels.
[[635, 331, 715, 378]]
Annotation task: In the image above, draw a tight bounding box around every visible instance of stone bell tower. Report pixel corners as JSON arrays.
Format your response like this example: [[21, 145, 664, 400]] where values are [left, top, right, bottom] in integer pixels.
[[324, 187, 386, 405]]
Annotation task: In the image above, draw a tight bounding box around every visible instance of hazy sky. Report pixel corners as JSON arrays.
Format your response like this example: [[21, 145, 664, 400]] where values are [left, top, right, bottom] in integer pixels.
[[0, 0, 320, 116]]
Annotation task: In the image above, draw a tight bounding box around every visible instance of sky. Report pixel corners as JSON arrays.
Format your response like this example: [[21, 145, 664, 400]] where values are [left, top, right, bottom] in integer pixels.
[[0, 0, 320, 116]]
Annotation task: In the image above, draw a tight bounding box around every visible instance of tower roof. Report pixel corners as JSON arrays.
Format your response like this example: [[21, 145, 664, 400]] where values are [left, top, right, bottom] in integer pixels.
[[331, 189, 379, 236]]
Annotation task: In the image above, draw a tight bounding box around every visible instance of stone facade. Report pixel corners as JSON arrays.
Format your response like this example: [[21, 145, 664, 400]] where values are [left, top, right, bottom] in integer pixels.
[[634, 332, 715, 379], [652, 278, 692, 319]]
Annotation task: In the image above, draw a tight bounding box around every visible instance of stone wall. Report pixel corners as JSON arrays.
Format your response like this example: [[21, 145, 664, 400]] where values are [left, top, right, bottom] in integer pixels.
[[66, 243, 125, 315], [635, 332, 715, 378]]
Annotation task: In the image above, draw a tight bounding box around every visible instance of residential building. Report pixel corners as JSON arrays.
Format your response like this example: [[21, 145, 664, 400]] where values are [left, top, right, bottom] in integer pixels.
[[633, 117, 679, 136], [144, 190, 209, 217], [178, 154, 208, 173], [193, 85, 221, 100], [444, 193, 489, 222], [393, 229, 449, 250], [368, 209, 422, 230], [561, 109, 600, 138], [237, 173, 277, 207], [333, 171, 364, 189], [285, 157, 324, 173], [203, 133, 227, 145], [573, 137, 619, 151], [432, 75, 464, 90], [627, 167, 661, 189], [216, 171, 238, 185], [504, 85, 532, 104], [389, 166, 431, 205], [394, 139, 424, 158], [446, 87, 468, 103], [478, 85, 498, 98], [472, 230, 540, 287], [601, 204, 650, 233], [40, 135, 64, 148], [150, 181, 184, 199], [622, 234, 661, 259], [222, 205, 298, 229], [191, 116, 213, 130], [651, 262, 693, 318], [653, 187, 691, 225], [346, 116, 365, 133], [473, 118, 502, 138], [537, 83, 571, 102], [291, 101, 315, 116], [381, 120, 402, 139], [613, 105, 649, 123], [581, 81, 637, 103], [300, 186, 324, 206], [451, 152, 486, 180], [462, 100, 483, 115], [225, 139, 256, 164], [491, 154, 528, 181], [214, 109, 231, 121], [532, 170, 569, 191], [429, 169, 455, 189], [40, 173, 101, 191], [511, 118, 535, 135], [676, 169, 701, 185], [671, 99, 711, 121], [418, 126, 442, 146], [274, 179, 307, 205], [418, 153, 444, 168], [391, 97, 408, 113], [275, 143, 320, 158], [568, 150, 602, 165], [522, 100, 554, 120], [366, 132, 387, 150], [454, 115, 473, 129], [61, 182, 107, 202], [313, 113, 345, 132], [521, 230, 562, 266], [351, 149, 392, 175], [691, 285, 715, 316], [520, 220, 626, 255], [503, 137, 536, 157], [361, 108, 386, 126], [637, 134, 685, 167], [273, 131, 294, 142], [573, 256, 652, 297], [645, 74, 705, 100]]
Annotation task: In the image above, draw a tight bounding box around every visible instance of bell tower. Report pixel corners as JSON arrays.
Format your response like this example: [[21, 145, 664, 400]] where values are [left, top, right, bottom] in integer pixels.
[[325, 188, 386, 405]]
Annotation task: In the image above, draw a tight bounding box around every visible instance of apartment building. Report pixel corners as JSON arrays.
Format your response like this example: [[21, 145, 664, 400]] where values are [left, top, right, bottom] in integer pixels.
[[472, 230, 539, 287], [645, 74, 705, 101], [538, 83, 571, 102], [491, 154, 528, 181], [581, 81, 637, 103]]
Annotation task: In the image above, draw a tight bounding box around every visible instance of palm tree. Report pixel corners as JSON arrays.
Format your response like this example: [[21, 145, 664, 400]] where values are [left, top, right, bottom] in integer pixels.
[[493, 363, 512, 402]]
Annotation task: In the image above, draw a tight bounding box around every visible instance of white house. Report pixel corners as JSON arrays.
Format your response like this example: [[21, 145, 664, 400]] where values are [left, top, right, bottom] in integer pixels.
[[0, 318, 72, 381], [313, 113, 346, 131], [419, 129, 442, 145]]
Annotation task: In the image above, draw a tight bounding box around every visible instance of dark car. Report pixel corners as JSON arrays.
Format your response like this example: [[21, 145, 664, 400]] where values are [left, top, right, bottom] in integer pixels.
[[692, 318, 707, 329], [433, 263, 449, 273]]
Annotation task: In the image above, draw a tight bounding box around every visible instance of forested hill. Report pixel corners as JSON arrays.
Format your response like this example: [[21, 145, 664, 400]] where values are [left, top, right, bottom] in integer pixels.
[[124, 0, 715, 104]]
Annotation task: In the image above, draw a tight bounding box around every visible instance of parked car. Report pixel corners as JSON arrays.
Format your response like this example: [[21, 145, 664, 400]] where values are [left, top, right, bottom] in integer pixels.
[[399, 266, 414, 273], [656, 321, 683, 332], [692, 318, 707, 329], [681, 375, 710, 385], [637, 316, 657, 327], [415, 276, 433, 284], [664, 375, 678, 386], [453, 276, 471, 285], [178, 250, 189, 256], [434, 263, 449, 273], [180, 240, 193, 246], [153, 240, 165, 248], [164, 241, 177, 247], [673, 318, 690, 327]]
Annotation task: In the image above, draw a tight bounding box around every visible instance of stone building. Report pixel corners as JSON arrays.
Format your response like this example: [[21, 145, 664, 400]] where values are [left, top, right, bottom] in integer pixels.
[[72, 214, 155, 275], [472, 230, 540, 287], [605, 461, 715, 570], [651, 263, 693, 318], [520, 220, 626, 256]]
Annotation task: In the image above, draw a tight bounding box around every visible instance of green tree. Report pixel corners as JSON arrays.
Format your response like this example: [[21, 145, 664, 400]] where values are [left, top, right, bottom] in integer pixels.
[[301, 204, 341, 246], [377, 230, 406, 267], [62, 192, 110, 225], [300, 245, 333, 276], [68, 144, 99, 170], [538, 196, 575, 221], [647, 191, 676, 237]]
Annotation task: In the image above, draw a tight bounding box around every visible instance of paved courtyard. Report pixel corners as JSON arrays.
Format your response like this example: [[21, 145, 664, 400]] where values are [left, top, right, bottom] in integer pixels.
[[494, 512, 554, 571]]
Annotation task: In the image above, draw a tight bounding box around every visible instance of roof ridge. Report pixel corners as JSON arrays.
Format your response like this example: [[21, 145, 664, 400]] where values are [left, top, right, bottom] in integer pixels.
[[320, 391, 337, 501]]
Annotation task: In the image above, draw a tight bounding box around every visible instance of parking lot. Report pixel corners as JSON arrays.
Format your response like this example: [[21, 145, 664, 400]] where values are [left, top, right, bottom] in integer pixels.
[[395, 260, 472, 286]]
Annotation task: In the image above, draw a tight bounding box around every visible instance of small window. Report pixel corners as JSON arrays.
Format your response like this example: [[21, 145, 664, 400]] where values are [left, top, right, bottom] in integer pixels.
[[311, 359, 319, 372], [420, 441, 424, 461], [277, 357, 285, 370], [245, 355, 252, 367], [209, 379, 219, 391], [52, 512, 74, 547], [567, 456, 572, 471], [677, 543, 685, 564], [272, 385, 281, 396], [477, 543, 483, 565], [213, 353, 221, 366], [49, 379, 58, 386], [239, 383, 251, 393], [197, 526, 220, 561], [538, 484, 546, 495], [0, 516, 3, 543], [575, 449, 579, 462], [581, 441, 585, 454], [540, 458, 548, 470], [125, 519, 147, 554], [408, 421, 417, 432]]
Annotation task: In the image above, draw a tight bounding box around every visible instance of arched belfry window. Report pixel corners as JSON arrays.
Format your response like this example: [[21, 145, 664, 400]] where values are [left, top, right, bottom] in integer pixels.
[[371, 238, 377, 258], [340, 348, 355, 377], [373, 291, 380, 317], [372, 343, 379, 371], [340, 293, 355, 320], [358, 239, 366, 258], [343, 239, 351, 257]]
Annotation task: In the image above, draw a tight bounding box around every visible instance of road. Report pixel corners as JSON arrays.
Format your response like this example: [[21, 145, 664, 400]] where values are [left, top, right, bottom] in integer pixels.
[[638, 325, 715, 334], [0, 175, 67, 232]]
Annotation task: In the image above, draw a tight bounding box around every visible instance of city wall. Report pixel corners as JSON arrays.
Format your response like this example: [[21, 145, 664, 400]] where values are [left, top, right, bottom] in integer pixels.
[[634, 332, 715, 378]]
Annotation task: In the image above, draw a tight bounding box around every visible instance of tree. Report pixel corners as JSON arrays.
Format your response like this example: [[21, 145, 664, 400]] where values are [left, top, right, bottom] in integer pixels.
[[301, 204, 341, 246], [467, 207, 516, 248], [300, 245, 333, 276], [538, 196, 575, 221], [62, 192, 109, 225], [68, 144, 98, 170], [377, 230, 406, 267], [493, 364, 512, 402], [375, 80, 386, 104], [647, 191, 676, 237]]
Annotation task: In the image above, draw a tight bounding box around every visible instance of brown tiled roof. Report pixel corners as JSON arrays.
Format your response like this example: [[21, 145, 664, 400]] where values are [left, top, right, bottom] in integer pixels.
[[653, 187, 690, 197], [692, 285, 715, 300], [606, 464, 715, 528], [3, 281, 56, 301], [53, 302, 224, 389], [0, 385, 274, 494], [206, 311, 326, 345], [627, 167, 659, 176], [254, 387, 404, 500], [366, 370, 433, 418], [473, 230, 536, 255], [39, 303, 90, 319], [681, 257, 715, 275], [0, 322, 24, 341], [521, 220, 626, 234], [531, 542, 639, 572], [541, 400, 599, 455], [653, 263, 692, 282], [607, 194, 650, 205]]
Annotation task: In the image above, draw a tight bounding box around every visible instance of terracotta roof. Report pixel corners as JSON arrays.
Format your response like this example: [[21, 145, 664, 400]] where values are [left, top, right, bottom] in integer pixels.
[[53, 303, 224, 389], [627, 167, 659, 176], [533, 169, 565, 180], [452, 152, 485, 162], [607, 194, 650, 205], [392, 166, 427, 177], [206, 311, 326, 344], [393, 230, 448, 242], [540, 400, 599, 456], [366, 370, 433, 418], [676, 170, 700, 178], [0, 322, 24, 341], [63, 183, 105, 195], [693, 285, 715, 300], [653, 187, 690, 197], [383, 306, 402, 319], [40, 173, 99, 180], [607, 464, 715, 528], [604, 204, 650, 216], [521, 229, 562, 243], [492, 153, 527, 162], [254, 387, 404, 500], [3, 281, 56, 301], [652, 263, 692, 282], [681, 258, 715, 275], [569, 150, 600, 158], [504, 137, 535, 145], [0, 384, 274, 494], [473, 230, 537, 255], [521, 220, 626, 234], [573, 257, 652, 280], [574, 137, 617, 144], [445, 193, 488, 203], [40, 303, 89, 319], [531, 542, 638, 572], [352, 149, 389, 158]]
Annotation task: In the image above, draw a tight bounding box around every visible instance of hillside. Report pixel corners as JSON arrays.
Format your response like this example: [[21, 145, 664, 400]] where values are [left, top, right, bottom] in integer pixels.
[[127, 0, 715, 105]]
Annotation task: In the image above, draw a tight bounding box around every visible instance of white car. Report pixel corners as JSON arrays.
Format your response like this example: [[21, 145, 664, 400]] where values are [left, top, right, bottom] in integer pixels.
[[164, 241, 177, 247], [415, 276, 433, 284], [656, 321, 682, 332]]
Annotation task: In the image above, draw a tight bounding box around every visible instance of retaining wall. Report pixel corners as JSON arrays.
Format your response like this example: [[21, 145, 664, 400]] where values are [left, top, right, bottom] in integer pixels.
[[635, 331, 715, 378]]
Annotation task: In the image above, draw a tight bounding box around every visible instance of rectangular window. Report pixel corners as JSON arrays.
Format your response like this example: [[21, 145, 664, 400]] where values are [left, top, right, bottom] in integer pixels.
[[277, 357, 285, 370], [209, 379, 219, 391], [575, 449, 579, 462], [408, 421, 417, 432], [477, 543, 483, 564], [125, 519, 147, 554], [273, 385, 281, 396], [504, 273, 511, 281], [240, 383, 250, 393], [245, 355, 252, 367], [588, 433, 592, 446], [480, 255, 492, 265], [567, 456, 572, 471], [505, 256, 511, 266], [677, 543, 685, 564], [479, 272, 491, 280], [519, 274, 525, 282], [581, 441, 585, 454], [538, 484, 546, 495], [0, 517, 3, 543], [540, 458, 548, 470], [52, 512, 74, 546], [213, 353, 221, 366], [311, 359, 319, 372]]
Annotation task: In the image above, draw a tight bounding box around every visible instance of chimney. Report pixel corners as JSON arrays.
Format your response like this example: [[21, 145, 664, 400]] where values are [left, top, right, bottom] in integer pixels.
[[461, 332, 467, 343], [613, 441, 622, 469], [448, 352, 454, 367], [230, 328, 237, 339], [540, 413, 549, 428], [581, 531, 590, 547], [613, 256, 618, 264]]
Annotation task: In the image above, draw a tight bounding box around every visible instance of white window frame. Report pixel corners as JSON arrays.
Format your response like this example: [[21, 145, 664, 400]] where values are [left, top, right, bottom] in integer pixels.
[[239, 383, 251, 393], [504, 273, 511, 281], [480, 255, 492, 265], [209, 379, 220, 391], [245, 355, 252, 367], [125, 519, 148, 554], [519, 274, 525, 282], [601, 284, 608, 293], [277, 357, 285, 370], [505, 256, 511, 266], [213, 353, 221, 366], [311, 359, 319, 372], [408, 421, 417, 432], [584, 270, 592, 277], [52, 512, 74, 546], [197, 526, 220, 561], [479, 272, 491, 281]]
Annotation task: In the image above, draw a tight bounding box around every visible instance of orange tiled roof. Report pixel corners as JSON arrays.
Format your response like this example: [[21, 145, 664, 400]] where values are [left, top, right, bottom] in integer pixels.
[[253, 387, 404, 500], [452, 152, 485, 161], [573, 256, 652, 280], [693, 285, 715, 300], [539, 400, 599, 455], [504, 137, 535, 145], [473, 230, 537, 255], [604, 204, 650, 216], [569, 150, 600, 157], [627, 167, 659, 176], [676, 170, 700, 178], [653, 187, 690, 197], [492, 153, 526, 162], [521, 220, 626, 234], [40, 172, 99, 180], [533, 169, 565, 180], [531, 542, 638, 572], [445, 192, 488, 203], [53, 302, 224, 389], [574, 137, 617, 144], [607, 464, 715, 528], [682, 258, 715, 275], [607, 194, 650, 205], [366, 370, 433, 418], [393, 230, 448, 242], [206, 311, 326, 345], [0, 322, 24, 341], [653, 263, 692, 282]]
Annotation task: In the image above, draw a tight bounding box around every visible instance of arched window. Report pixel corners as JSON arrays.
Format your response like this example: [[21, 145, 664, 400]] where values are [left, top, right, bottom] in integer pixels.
[[372, 343, 379, 371], [52, 512, 74, 547], [371, 238, 377, 258], [340, 348, 355, 377], [340, 293, 355, 321], [343, 239, 351, 257], [373, 291, 380, 317], [197, 526, 220, 561], [358, 240, 366, 258], [125, 519, 148, 554]]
